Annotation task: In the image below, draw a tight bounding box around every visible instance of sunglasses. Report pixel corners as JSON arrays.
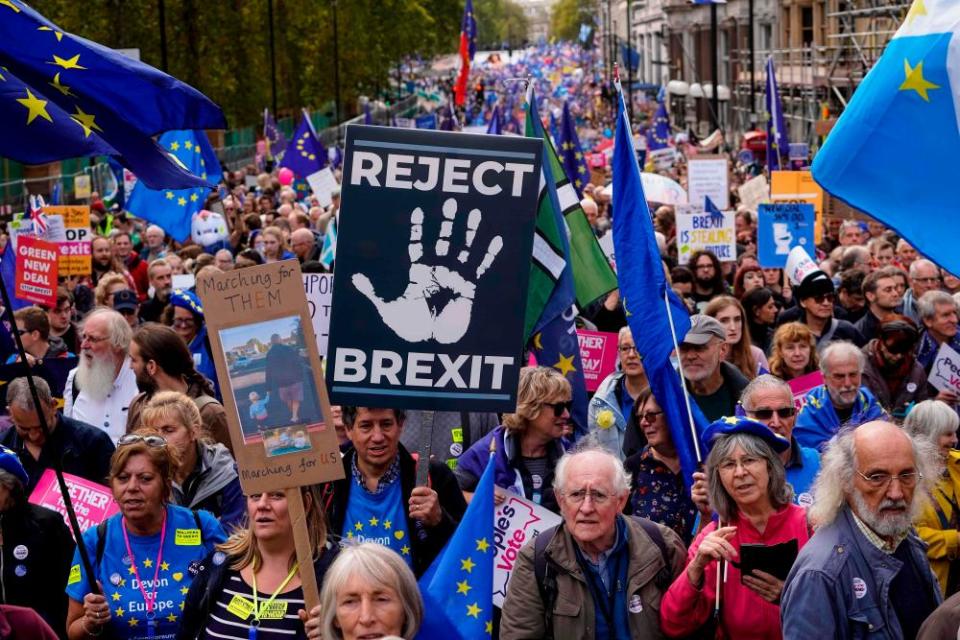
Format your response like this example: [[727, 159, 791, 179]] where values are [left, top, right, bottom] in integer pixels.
[[882, 337, 917, 355], [812, 293, 836, 304], [543, 401, 572, 417], [749, 407, 796, 420], [117, 434, 167, 448], [637, 410, 664, 424]]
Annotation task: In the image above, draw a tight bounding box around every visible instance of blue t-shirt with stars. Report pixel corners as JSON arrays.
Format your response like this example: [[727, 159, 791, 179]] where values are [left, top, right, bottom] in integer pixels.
[[66, 504, 226, 640], [342, 478, 413, 566]]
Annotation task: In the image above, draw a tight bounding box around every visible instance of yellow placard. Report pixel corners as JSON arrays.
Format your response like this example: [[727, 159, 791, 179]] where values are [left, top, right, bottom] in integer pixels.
[[770, 171, 824, 243], [226, 594, 255, 620], [174, 528, 201, 546], [259, 600, 288, 620], [45, 205, 92, 276]]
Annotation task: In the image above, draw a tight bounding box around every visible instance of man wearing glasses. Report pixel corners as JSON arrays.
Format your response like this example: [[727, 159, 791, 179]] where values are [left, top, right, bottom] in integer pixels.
[[903, 259, 942, 326], [783, 421, 941, 640], [588, 326, 649, 459], [789, 269, 865, 350]]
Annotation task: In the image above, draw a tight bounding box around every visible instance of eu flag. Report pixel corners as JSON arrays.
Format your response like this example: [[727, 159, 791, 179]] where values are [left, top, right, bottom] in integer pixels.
[[612, 78, 708, 490], [620, 44, 640, 72], [125, 131, 215, 242], [558, 101, 591, 196], [549, 111, 561, 146], [0, 0, 225, 189], [812, 2, 960, 275], [647, 98, 671, 151], [263, 108, 287, 162], [280, 113, 327, 179], [765, 56, 790, 170], [418, 452, 495, 639]]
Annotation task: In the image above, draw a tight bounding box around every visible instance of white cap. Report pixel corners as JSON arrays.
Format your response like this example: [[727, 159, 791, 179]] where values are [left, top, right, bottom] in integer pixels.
[[785, 246, 819, 286]]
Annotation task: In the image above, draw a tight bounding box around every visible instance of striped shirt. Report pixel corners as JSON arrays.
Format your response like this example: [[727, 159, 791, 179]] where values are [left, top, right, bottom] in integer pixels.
[[201, 572, 305, 639]]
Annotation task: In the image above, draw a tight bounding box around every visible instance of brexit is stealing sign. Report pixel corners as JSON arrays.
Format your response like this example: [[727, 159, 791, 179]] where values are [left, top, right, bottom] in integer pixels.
[[758, 203, 815, 268], [326, 126, 541, 412]]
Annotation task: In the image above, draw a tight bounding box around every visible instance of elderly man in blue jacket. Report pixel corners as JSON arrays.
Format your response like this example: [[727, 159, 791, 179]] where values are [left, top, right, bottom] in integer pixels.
[[781, 421, 942, 639], [793, 341, 886, 450]]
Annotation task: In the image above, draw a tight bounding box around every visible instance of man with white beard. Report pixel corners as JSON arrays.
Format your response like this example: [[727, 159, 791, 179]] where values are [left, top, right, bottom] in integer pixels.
[[63, 308, 138, 442], [781, 421, 942, 639]]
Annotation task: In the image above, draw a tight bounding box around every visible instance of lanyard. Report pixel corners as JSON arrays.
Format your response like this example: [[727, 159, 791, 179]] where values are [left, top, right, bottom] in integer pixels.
[[121, 510, 167, 639], [248, 563, 299, 638]]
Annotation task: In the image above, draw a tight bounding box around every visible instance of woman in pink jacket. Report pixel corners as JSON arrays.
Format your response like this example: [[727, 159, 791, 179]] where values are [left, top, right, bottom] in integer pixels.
[[659, 417, 812, 639]]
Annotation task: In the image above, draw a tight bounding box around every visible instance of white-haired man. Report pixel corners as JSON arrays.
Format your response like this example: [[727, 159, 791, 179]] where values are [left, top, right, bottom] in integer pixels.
[[782, 421, 942, 639], [139, 224, 168, 262], [588, 326, 648, 459], [501, 446, 685, 639], [793, 341, 886, 451], [63, 308, 137, 441], [903, 258, 941, 325]]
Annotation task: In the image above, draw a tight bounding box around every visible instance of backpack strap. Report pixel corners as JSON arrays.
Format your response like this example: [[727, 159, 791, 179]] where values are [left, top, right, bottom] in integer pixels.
[[633, 516, 674, 592], [533, 524, 560, 639], [193, 394, 218, 413]]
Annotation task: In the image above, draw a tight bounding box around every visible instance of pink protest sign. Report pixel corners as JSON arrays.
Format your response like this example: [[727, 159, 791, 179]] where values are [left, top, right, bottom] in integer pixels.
[[29, 469, 119, 537], [788, 371, 824, 411], [578, 330, 619, 392]]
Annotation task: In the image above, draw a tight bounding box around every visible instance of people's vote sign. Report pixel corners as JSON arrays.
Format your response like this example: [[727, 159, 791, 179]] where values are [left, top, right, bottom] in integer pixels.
[[327, 126, 541, 412], [29, 469, 119, 537], [676, 204, 736, 264], [492, 494, 562, 607], [758, 203, 815, 268], [929, 343, 960, 395], [15, 235, 59, 306]]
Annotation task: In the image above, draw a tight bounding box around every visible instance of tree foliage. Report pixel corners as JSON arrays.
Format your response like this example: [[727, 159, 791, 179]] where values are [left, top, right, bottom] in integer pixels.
[[549, 0, 593, 41], [31, 0, 463, 128], [473, 0, 529, 50]]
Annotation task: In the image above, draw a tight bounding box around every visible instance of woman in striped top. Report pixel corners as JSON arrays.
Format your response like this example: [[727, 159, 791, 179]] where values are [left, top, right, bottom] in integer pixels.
[[177, 485, 338, 639]]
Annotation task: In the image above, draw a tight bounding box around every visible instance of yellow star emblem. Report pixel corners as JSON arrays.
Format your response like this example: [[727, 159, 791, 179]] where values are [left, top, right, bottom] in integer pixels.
[[115, 607, 124, 617], [170, 141, 180, 151], [475, 538, 490, 553], [143, 558, 153, 568], [111, 592, 121, 602], [400, 545, 410, 555], [346, 531, 354, 539], [160, 562, 170, 571], [899, 59, 940, 102], [184, 140, 193, 150], [127, 565, 136, 575], [553, 353, 576, 376], [38, 25, 64, 41], [119, 578, 126, 588], [48, 73, 74, 96], [722, 416, 739, 425], [128, 618, 138, 627], [486, 620, 493, 634], [49, 54, 86, 70], [0, 0, 20, 12], [177, 197, 187, 206], [532, 332, 543, 350], [456, 580, 471, 595], [355, 521, 363, 531], [167, 613, 177, 623], [181, 586, 189, 595], [383, 519, 392, 530], [70, 106, 103, 137], [906, 0, 927, 26], [165, 191, 175, 200], [179, 601, 184, 610], [460, 557, 476, 573], [574, 178, 583, 189], [16, 88, 52, 125], [369, 516, 379, 527], [195, 146, 201, 153], [190, 193, 199, 202], [466, 602, 481, 618]]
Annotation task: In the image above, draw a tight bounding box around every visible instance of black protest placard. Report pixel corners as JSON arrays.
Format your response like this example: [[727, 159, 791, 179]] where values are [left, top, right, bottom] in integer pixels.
[[326, 126, 541, 412]]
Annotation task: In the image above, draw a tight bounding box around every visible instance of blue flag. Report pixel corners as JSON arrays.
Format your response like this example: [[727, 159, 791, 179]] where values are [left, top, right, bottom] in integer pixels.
[[705, 196, 725, 226], [263, 108, 287, 162], [549, 111, 561, 146], [0, 0, 224, 189], [330, 146, 343, 171], [812, 4, 960, 275], [558, 101, 591, 197], [125, 130, 215, 242], [486, 105, 502, 135], [280, 113, 326, 179], [612, 80, 708, 490], [620, 44, 640, 72], [320, 217, 337, 270], [419, 452, 495, 639], [765, 56, 789, 170], [647, 98, 671, 151], [364, 101, 373, 125]]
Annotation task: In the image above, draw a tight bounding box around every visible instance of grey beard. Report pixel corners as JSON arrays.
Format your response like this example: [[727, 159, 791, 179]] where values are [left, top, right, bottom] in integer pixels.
[[851, 490, 915, 540], [76, 354, 118, 401]]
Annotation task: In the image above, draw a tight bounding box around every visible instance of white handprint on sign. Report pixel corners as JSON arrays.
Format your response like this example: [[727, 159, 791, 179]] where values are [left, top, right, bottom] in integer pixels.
[[352, 198, 503, 344]]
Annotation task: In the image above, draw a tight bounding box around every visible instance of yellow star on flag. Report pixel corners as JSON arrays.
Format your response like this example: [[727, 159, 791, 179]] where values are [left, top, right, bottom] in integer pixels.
[[475, 538, 490, 553], [460, 557, 475, 573], [355, 521, 364, 531], [119, 578, 126, 588], [346, 531, 354, 539], [165, 191, 175, 200], [128, 618, 138, 627], [49, 54, 86, 70], [0, 0, 20, 12], [16, 88, 52, 125], [71, 106, 102, 137], [179, 602, 185, 611], [111, 593, 121, 602], [143, 558, 153, 568], [115, 607, 124, 617], [38, 25, 64, 41], [195, 146, 201, 153], [180, 587, 189, 595], [170, 141, 180, 151], [899, 59, 940, 102], [383, 520, 392, 530], [167, 613, 177, 623], [160, 562, 170, 571], [369, 516, 379, 527], [456, 580, 471, 595], [466, 603, 481, 619], [177, 196, 187, 206], [48, 73, 74, 96], [906, 0, 927, 26], [553, 353, 576, 376], [486, 621, 493, 634], [400, 545, 410, 555], [184, 140, 193, 150], [189, 193, 199, 202], [127, 565, 136, 575]]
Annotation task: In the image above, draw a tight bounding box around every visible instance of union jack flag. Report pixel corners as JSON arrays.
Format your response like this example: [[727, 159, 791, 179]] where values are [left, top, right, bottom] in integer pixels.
[[28, 194, 48, 234]]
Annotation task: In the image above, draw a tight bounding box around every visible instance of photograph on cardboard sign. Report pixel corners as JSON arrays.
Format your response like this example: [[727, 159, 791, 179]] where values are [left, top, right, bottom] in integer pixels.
[[219, 315, 324, 457]]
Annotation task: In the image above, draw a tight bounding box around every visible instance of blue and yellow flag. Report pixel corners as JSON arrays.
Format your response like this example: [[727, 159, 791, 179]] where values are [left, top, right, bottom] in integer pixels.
[[125, 131, 216, 242], [280, 113, 327, 179], [647, 97, 671, 151], [0, 0, 224, 189], [419, 452, 495, 639], [558, 100, 591, 196], [765, 56, 790, 170], [812, 1, 960, 275]]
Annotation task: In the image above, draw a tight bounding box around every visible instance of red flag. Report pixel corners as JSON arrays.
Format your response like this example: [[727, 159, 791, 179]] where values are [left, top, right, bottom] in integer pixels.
[[453, 0, 476, 107]]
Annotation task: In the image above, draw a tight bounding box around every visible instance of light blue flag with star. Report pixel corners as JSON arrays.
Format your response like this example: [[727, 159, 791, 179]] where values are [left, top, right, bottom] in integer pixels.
[[125, 130, 215, 242], [418, 451, 495, 639], [812, 0, 960, 275]]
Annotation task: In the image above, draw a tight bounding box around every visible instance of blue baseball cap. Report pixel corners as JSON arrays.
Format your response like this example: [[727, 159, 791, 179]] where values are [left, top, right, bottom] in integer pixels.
[[702, 416, 791, 455], [0, 446, 28, 488]]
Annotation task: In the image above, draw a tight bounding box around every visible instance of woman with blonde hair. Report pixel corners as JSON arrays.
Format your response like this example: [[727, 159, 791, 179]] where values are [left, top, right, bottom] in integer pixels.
[[260, 226, 295, 263], [312, 543, 422, 640], [178, 485, 338, 639], [94, 272, 131, 308], [455, 366, 570, 511], [705, 295, 768, 379], [768, 322, 820, 381]]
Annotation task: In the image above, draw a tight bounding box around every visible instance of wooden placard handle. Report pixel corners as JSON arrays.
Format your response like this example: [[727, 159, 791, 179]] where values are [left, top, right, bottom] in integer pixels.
[[286, 487, 321, 611]]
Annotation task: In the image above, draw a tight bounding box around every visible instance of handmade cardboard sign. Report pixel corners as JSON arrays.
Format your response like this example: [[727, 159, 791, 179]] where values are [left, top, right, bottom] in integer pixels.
[[676, 204, 736, 264], [302, 273, 334, 357], [492, 494, 561, 607], [326, 126, 541, 412], [197, 260, 344, 494], [687, 156, 729, 210], [46, 205, 91, 276]]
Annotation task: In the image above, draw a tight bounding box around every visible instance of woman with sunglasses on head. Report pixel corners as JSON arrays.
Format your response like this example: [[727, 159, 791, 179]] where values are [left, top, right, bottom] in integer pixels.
[[624, 388, 698, 544], [455, 366, 570, 512], [178, 485, 338, 640], [66, 432, 227, 640]]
